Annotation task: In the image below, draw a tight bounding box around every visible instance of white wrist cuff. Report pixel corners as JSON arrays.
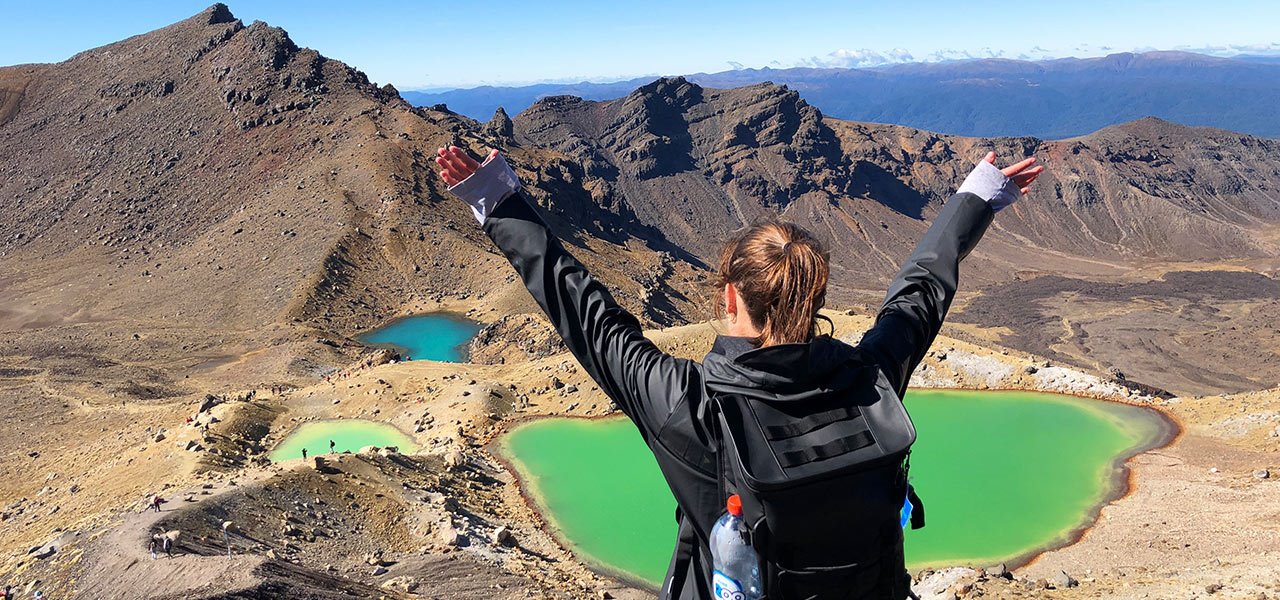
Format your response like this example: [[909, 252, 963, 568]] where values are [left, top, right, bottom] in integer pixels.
[[447, 152, 521, 224], [957, 160, 1021, 212]]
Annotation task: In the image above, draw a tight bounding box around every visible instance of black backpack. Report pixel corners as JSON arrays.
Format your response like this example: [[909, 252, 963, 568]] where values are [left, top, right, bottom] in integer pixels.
[[708, 358, 924, 599]]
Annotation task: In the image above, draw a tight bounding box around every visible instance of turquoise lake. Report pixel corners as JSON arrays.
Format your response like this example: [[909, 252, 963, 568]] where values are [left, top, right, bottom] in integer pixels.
[[269, 420, 418, 462], [356, 313, 481, 362]]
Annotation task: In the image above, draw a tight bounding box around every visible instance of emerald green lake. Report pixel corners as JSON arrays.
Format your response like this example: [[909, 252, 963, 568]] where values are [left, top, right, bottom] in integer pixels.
[[500, 390, 1171, 586], [269, 420, 418, 462], [356, 313, 481, 362]]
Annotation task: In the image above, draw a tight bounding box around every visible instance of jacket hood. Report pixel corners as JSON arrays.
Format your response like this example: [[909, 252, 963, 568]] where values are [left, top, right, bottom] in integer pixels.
[[702, 335, 861, 400]]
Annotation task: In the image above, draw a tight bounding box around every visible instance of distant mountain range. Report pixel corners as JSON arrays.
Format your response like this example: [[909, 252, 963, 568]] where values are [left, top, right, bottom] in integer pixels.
[[403, 52, 1280, 139]]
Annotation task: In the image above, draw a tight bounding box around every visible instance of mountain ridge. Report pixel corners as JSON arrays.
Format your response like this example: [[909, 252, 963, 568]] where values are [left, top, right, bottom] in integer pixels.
[[405, 50, 1280, 139]]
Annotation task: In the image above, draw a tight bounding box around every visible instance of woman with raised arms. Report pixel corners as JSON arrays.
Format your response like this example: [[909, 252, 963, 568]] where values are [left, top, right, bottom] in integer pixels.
[[436, 146, 1041, 599]]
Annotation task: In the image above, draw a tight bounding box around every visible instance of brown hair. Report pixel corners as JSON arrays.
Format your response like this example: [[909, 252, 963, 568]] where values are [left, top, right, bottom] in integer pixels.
[[714, 220, 831, 347]]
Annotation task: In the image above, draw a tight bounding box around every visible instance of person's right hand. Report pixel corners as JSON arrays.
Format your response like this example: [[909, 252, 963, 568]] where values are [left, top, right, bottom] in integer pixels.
[[436, 146, 498, 187], [436, 146, 521, 224]]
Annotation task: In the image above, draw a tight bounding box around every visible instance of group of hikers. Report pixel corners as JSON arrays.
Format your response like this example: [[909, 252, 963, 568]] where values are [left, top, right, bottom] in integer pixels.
[[301, 439, 338, 460], [147, 533, 175, 560], [435, 145, 1042, 599]]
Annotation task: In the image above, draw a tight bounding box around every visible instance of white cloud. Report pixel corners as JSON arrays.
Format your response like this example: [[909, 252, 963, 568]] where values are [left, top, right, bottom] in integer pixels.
[[1176, 41, 1280, 56], [808, 47, 915, 68], [927, 47, 1006, 62], [774, 40, 1280, 77]]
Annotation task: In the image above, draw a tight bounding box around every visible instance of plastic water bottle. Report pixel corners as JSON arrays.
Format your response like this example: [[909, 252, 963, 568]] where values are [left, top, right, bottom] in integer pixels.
[[709, 494, 763, 600]]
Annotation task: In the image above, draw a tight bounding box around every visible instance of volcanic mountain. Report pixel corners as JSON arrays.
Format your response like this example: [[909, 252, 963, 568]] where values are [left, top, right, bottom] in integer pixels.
[[0, 4, 704, 384], [514, 77, 1280, 265]]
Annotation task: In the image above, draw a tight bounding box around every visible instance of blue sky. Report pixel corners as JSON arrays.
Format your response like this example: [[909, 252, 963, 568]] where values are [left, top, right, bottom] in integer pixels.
[[3, 1, 1278, 90]]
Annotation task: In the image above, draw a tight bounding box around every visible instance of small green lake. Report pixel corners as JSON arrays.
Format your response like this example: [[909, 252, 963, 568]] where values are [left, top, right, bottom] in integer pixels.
[[500, 390, 1171, 586], [356, 313, 481, 362], [269, 420, 418, 462]]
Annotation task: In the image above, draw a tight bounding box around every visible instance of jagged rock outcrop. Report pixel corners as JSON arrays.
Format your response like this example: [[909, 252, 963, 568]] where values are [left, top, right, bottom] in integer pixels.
[[483, 106, 515, 142]]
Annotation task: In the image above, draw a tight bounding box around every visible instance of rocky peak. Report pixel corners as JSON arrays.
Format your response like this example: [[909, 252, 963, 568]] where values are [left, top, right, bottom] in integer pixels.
[[485, 106, 515, 141], [628, 76, 702, 105], [205, 3, 236, 25]]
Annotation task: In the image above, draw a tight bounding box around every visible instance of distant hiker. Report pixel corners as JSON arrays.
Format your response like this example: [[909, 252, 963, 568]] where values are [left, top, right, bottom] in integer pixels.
[[32, 591, 42, 600], [436, 146, 1042, 599], [162, 534, 174, 558], [3, 584, 13, 600], [148, 536, 158, 560], [222, 521, 235, 558], [329, 439, 336, 454], [301, 447, 308, 460], [149, 495, 165, 513]]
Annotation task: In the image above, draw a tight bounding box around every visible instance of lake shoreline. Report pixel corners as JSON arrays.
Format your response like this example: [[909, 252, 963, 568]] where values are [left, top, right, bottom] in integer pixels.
[[489, 422, 664, 590], [355, 311, 482, 363], [488, 387, 1183, 589]]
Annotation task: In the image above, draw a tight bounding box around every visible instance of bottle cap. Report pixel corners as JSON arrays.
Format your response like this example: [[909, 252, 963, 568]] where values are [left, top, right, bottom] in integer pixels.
[[726, 494, 742, 516]]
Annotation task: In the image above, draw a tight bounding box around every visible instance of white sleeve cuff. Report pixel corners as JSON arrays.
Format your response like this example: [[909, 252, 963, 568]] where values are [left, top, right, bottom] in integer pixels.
[[957, 160, 1021, 212], [447, 152, 521, 224]]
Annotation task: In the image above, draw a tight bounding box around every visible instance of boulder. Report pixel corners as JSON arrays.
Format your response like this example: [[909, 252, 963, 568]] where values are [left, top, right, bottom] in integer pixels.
[[197, 394, 222, 414], [438, 523, 461, 547], [382, 576, 421, 592], [444, 450, 465, 470], [29, 545, 55, 560], [911, 568, 976, 600], [491, 525, 514, 546], [1050, 570, 1078, 589]]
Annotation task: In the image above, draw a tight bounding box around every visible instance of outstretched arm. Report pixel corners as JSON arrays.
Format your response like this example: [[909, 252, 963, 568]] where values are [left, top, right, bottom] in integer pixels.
[[857, 153, 1043, 398], [436, 147, 699, 443]]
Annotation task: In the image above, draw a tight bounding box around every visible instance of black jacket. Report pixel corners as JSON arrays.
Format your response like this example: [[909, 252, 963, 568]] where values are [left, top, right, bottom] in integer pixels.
[[483, 190, 995, 599]]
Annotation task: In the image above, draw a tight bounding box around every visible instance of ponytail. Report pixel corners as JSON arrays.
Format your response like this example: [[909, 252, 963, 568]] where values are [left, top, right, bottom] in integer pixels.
[[714, 220, 830, 347]]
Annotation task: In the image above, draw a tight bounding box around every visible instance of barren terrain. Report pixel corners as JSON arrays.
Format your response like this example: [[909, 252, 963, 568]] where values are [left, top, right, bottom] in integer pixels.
[[1, 5, 1278, 599]]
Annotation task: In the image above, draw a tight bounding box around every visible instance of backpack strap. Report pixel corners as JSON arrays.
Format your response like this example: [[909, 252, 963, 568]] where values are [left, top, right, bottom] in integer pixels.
[[708, 395, 737, 503], [763, 406, 861, 440], [776, 429, 875, 468]]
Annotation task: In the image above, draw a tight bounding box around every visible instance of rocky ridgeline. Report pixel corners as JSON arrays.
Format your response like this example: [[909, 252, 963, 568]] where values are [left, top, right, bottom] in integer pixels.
[[512, 75, 1280, 286], [906, 344, 1165, 403]]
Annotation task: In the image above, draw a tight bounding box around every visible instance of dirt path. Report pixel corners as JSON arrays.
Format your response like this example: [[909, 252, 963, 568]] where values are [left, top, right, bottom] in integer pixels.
[[72, 484, 266, 600]]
